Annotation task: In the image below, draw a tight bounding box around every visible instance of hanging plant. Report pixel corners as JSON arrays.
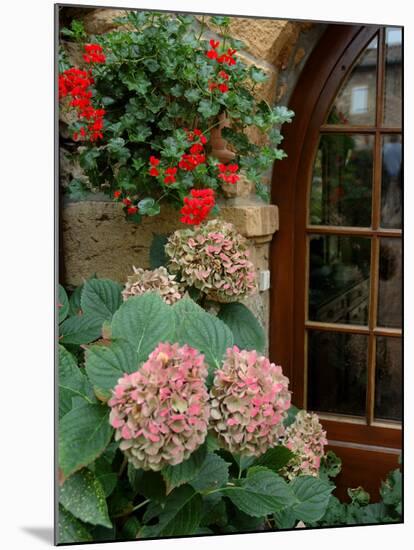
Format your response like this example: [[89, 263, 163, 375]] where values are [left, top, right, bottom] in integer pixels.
[[59, 11, 294, 224]]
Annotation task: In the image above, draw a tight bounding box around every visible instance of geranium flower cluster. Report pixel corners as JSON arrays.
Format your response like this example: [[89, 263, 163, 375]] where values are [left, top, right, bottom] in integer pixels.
[[165, 219, 257, 302], [59, 45, 106, 142], [83, 43, 106, 64], [281, 410, 328, 480], [108, 342, 210, 471], [122, 266, 183, 305], [206, 40, 236, 93], [218, 163, 240, 184], [209, 346, 291, 456], [180, 189, 215, 225], [113, 191, 139, 216]]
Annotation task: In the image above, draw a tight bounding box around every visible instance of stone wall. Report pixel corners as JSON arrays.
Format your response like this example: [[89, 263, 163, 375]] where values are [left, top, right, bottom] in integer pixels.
[[59, 7, 326, 344]]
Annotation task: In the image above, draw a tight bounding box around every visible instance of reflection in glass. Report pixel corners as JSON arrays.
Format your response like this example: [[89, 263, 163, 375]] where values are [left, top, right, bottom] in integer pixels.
[[309, 235, 371, 325], [308, 331, 368, 416], [326, 37, 378, 126], [309, 134, 374, 227], [375, 337, 402, 421], [381, 134, 402, 228], [378, 238, 402, 328], [384, 27, 402, 127]]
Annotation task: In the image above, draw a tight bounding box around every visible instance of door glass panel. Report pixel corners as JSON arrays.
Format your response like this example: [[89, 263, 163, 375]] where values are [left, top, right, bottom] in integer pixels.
[[308, 330, 368, 416], [326, 37, 378, 126], [309, 235, 371, 325], [381, 134, 402, 228], [375, 336, 402, 421], [378, 238, 402, 328], [309, 134, 374, 227], [383, 27, 402, 127]]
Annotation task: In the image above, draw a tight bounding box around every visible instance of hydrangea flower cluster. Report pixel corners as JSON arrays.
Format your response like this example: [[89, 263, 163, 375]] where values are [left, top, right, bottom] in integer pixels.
[[209, 346, 291, 456], [108, 342, 210, 471], [281, 410, 328, 480], [58, 45, 106, 142], [122, 266, 183, 305], [165, 219, 256, 302]]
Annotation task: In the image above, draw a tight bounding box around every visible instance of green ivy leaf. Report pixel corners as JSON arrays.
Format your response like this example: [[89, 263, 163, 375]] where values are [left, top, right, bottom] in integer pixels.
[[197, 99, 220, 119], [59, 402, 113, 479], [59, 345, 95, 418], [172, 298, 233, 375], [221, 467, 294, 517], [58, 504, 92, 544], [111, 293, 175, 363], [249, 67, 268, 83], [85, 339, 138, 401], [162, 444, 208, 494], [218, 302, 266, 353], [59, 314, 103, 345], [139, 485, 203, 538], [81, 279, 123, 322], [58, 284, 69, 323], [190, 453, 230, 493], [59, 469, 112, 528]]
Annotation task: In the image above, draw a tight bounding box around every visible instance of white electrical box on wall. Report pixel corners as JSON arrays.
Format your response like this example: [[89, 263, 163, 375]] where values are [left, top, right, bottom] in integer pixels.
[[259, 270, 271, 292]]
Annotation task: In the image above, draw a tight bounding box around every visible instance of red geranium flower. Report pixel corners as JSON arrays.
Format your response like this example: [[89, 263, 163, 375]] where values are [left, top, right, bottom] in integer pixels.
[[210, 39, 220, 49], [114, 190, 122, 199], [180, 188, 215, 225], [127, 206, 138, 215]]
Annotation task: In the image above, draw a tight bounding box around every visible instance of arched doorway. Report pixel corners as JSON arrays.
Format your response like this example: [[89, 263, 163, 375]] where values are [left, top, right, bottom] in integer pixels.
[[270, 24, 402, 498]]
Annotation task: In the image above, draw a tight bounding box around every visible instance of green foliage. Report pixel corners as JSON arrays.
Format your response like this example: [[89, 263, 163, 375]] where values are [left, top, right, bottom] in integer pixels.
[[218, 302, 266, 353], [59, 469, 112, 528], [149, 234, 169, 269], [57, 278, 401, 542], [162, 444, 208, 494], [59, 402, 113, 479], [59, 314, 103, 345], [59, 12, 293, 218], [85, 339, 138, 401], [58, 284, 69, 323]]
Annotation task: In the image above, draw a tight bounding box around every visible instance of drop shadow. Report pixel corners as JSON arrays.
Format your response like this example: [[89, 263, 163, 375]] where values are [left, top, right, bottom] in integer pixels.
[[21, 527, 54, 544]]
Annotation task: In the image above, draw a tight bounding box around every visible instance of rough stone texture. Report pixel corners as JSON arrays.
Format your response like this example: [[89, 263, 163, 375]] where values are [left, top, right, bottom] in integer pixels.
[[236, 51, 278, 104], [82, 8, 130, 34], [61, 200, 278, 287]]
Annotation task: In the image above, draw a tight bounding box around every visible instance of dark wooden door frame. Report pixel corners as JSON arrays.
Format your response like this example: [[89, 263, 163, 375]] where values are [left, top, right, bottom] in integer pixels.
[[269, 24, 402, 496]]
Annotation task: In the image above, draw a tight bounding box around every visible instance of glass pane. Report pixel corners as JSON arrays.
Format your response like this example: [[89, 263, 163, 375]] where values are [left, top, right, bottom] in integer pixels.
[[309, 235, 371, 325], [375, 336, 402, 421], [381, 134, 402, 228], [308, 330, 368, 416], [383, 27, 402, 127], [378, 238, 402, 328], [309, 134, 374, 227], [326, 37, 378, 126]]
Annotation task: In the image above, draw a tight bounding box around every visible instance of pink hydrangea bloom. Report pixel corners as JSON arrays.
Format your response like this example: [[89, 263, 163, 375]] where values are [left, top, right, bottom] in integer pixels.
[[209, 346, 291, 456], [108, 342, 210, 471], [122, 266, 183, 305], [165, 219, 257, 303], [281, 410, 328, 480]]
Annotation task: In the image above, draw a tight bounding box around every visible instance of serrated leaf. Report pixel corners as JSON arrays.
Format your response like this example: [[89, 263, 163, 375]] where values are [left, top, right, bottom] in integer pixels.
[[59, 402, 113, 479], [253, 446, 294, 472], [58, 504, 92, 544], [59, 344, 95, 418], [58, 284, 69, 323], [218, 302, 266, 353], [289, 476, 333, 522], [221, 468, 294, 517], [85, 339, 138, 401], [111, 293, 175, 362], [81, 279, 123, 322], [190, 453, 230, 492], [59, 469, 112, 528], [162, 444, 207, 494], [172, 298, 233, 373], [198, 99, 220, 119], [59, 314, 103, 345], [139, 485, 202, 538]]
